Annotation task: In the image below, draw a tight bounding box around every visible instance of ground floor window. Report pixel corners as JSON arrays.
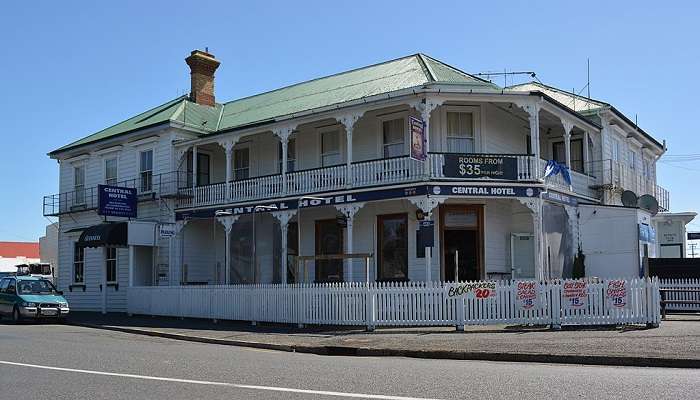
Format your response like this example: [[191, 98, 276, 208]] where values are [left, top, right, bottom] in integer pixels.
[[73, 243, 84, 283], [315, 219, 343, 282], [106, 247, 117, 283], [377, 213, 408, 281]]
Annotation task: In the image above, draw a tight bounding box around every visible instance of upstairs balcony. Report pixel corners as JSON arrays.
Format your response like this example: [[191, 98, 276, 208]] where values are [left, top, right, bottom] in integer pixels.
[[43, 171, 185, 217], [176, 153, 542, 209]]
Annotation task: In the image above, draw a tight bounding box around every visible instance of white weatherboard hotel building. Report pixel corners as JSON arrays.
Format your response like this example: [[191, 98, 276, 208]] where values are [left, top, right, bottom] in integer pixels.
[[45, 50, 669, 313]]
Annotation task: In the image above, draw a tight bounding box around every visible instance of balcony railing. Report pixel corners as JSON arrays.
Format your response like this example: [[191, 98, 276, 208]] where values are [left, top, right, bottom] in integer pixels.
[[45, 154, 669, 214], [43, 171, 186, 216]]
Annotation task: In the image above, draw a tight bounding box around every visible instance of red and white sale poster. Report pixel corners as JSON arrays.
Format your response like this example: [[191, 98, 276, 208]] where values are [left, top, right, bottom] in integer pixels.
[[515, 281, 538, 310], [563, 280, 588, 309], [605, 279, 628, 308]]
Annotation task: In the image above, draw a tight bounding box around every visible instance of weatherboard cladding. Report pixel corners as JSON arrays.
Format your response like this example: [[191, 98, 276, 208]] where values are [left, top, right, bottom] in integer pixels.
[[50, 54, 497, 155]]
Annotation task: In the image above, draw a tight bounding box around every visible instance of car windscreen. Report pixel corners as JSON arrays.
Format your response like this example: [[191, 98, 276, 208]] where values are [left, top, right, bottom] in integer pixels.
[[17, 280, 57, 295]]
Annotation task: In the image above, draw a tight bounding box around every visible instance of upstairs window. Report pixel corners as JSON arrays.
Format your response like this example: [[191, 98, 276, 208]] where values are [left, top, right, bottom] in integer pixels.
[[382, 118, 405, 158], [234, 147, 250, 180], [105, 157, 118, 186], [140, 150, 153, 192], [612, 139, 621, 162], [278, 138, 297, 172], [186, 151, 211, 186], [446, 112, 474, 153], [74, 165, 85, 205], [73, 243, 84, 284], [321, 130, 341, 166], [628, 150, 636, 170]]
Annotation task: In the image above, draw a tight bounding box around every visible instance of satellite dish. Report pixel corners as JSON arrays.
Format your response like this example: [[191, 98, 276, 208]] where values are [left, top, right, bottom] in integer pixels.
[[621, 190, 638, 208], [638, 194, 659, 216]]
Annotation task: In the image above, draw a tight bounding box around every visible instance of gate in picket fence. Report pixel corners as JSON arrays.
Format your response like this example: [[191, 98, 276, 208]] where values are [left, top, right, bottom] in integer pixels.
[[127, 278, 661, 328]]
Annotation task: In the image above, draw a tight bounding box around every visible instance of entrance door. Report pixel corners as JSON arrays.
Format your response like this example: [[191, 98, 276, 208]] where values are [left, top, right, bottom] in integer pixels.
[[441, 205, 483, 282], [511, 234, 535, 279], [315, 219, 343, 282]]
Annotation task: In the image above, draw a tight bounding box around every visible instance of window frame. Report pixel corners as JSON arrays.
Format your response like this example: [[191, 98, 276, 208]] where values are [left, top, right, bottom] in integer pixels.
[[186, 149, 212, 186], [381, 116, 406, 158], [318, 126, 343, 167], [139, 148, 154, 193], [105, 247, 118, 284], [440, 105, 481, 153], [73, 164, 86, 205], [103, 156, 118, 186], [445, 111, 475, 154], [73, 243, 85, 284], [233, 143, 251, 181], [376, 213, 409, 282]]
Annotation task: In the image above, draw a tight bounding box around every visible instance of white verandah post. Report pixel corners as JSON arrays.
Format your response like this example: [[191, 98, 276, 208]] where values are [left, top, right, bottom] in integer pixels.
[[273, 210, 296, 285], [273, 126, 293, 195], [335, 203, 363, 282], [337, 113, 363, 188], [216, 215, 238, 284]]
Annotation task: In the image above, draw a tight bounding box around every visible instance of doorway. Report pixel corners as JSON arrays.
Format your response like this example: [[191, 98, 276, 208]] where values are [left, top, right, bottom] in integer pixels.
[[315, 219, 344, 282], [441, 205, 483, 282]]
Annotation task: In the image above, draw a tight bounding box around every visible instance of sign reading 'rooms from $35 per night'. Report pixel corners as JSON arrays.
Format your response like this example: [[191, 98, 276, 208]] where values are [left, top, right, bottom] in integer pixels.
[[443, 154, 518, 180]]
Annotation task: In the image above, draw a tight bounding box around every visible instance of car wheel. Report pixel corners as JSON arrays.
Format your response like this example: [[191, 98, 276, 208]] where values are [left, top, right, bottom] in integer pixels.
[[12, 306, 21, 324]]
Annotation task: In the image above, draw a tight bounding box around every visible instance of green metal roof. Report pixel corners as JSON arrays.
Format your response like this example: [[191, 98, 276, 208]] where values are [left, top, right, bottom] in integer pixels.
[[507, 81, 608, 113], [51, 54, 498, 155]]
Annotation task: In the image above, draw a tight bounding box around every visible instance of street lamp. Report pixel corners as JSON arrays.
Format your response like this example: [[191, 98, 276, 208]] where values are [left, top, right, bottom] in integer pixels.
[[297, 196, 324, 283], [253, 205, 277, 283]]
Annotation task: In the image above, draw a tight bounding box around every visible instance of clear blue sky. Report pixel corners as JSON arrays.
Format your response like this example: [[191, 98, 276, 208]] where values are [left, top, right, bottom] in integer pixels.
[[1, 0, 698, 241]]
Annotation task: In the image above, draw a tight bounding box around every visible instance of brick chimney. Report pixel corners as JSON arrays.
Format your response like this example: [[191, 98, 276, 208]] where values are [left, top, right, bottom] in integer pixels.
[[185, 49, 221, 107]]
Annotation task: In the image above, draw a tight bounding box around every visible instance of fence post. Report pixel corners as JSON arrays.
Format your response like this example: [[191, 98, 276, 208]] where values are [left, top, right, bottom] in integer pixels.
[[455, 295, 465, 331], [366, 283, 375, 331], [646, 277, 660, 328], [550, 282, 562, 330]]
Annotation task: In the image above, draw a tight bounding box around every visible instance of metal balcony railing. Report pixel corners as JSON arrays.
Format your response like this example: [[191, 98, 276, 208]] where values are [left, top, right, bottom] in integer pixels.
[[42, 171, 187, 216]]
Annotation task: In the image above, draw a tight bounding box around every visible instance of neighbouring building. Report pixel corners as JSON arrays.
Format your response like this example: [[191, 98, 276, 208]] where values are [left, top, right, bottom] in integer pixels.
[[0, 241, 40, 275], [44, 50, 671, 312], [40, 222, 59, 271], [652, 212, 697, 258]]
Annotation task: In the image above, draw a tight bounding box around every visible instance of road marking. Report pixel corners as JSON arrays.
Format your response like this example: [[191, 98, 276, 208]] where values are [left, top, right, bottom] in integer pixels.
[[0, 360, 442, 400]]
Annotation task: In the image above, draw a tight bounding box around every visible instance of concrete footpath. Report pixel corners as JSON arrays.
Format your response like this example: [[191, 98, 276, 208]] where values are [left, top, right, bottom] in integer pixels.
[[66, 312, 700, 368]]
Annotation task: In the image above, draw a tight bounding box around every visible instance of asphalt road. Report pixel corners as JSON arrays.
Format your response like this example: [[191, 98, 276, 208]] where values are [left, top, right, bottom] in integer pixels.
[[0, 323, 698, 400]]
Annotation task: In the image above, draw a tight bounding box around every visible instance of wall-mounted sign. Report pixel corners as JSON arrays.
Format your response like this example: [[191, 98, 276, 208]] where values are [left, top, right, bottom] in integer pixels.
[[688, 232, 700, 241], [605, 279, 628, 308], [431, 185, 539, 198], [159, 223, 176, 238], [98, 185, 137, 218], [409, 116, 427, 162], [638, 224, 656, 244], [562, 280, 588, 309], [443, 154, 518, 180], [516, 281, 538, 310], [542, 191, 578, 207], [446, 282, 497, 299]]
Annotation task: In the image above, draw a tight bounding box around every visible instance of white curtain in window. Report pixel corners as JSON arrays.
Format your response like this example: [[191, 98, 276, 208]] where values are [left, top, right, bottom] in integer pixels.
[[446, 112, 474, 153]]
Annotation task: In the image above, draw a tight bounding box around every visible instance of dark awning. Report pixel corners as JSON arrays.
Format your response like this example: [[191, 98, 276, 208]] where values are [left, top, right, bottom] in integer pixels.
[[77, 222, 128, 248]]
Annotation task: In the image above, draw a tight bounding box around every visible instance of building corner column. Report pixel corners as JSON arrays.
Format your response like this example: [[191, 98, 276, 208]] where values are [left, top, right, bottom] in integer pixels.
[[273, 127, 293, 195], [409, 196, 447, 281], [518, 198, 545, 280]]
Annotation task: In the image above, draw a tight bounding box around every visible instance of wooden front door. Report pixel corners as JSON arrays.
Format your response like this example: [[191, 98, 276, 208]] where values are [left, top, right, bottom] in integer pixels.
[[440, 205, 484, 281]]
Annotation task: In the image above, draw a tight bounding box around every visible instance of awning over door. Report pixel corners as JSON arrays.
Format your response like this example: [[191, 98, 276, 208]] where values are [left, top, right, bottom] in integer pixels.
[[77, 222, 128, 248]]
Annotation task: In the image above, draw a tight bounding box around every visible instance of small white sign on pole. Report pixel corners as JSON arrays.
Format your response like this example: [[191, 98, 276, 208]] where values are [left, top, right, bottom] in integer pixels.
[[159, 223, 176, 238]]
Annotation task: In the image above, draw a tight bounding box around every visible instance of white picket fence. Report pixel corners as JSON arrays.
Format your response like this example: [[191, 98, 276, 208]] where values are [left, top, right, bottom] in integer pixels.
[[659, 278, 700, 311], [127, 278, 661, 328]]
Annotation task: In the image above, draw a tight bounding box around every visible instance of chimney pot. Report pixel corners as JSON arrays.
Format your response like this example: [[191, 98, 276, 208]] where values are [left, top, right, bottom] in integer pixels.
[[185, 49, 220, 107]]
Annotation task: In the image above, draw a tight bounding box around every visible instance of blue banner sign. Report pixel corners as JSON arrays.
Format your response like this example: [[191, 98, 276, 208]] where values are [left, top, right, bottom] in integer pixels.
[[442, 154, 518, 180], [176, 184, 540, 220], [98, 185, 137, 218]]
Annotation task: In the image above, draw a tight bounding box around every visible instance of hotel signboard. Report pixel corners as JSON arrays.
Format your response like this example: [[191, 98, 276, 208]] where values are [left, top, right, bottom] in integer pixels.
[[443, 154, 518, 180], [97, 185, 137, 218]]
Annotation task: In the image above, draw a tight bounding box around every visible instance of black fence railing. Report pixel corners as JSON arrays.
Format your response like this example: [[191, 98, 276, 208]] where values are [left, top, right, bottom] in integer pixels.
[[43, 171, 188, 216]]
